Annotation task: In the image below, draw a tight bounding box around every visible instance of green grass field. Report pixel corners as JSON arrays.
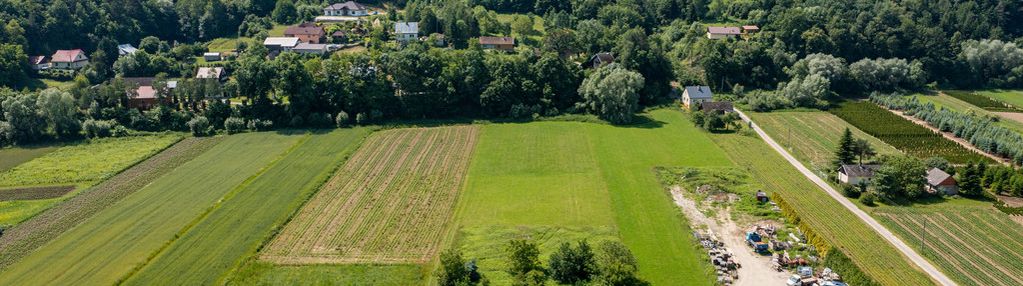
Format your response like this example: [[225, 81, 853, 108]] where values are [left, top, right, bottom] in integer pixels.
[[874, 203, 1023, 286], [709, 132, 935, 286], [125, 129, 371, 285], [752, 111, 900, 172], [911, 92, 1023, 133], [0, 132, 303, 285], [207, 37, 255, 53], [451, 109, 725, 285], [976, 89, 1023, 108], [229, 263, 425, 286], [0, 144, 60, 172]]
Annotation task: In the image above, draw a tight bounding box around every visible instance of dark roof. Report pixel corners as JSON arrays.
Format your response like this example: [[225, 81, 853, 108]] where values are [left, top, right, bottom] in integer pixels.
[[284, 24, 325, 37], [29, 56, 49, 65], [707, 26, 742, 35], [840, 164, 881, 177], [701, 101, 734, 112], [479, 36, 515, 45], [926, 168, 955, 186], [684, 86, 713, 99], [325, 1, 367, 11], [593, 52, 614, 62]]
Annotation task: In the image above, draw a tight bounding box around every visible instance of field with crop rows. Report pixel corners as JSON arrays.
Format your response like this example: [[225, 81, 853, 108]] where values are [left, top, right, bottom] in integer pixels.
[[943, 90, 1022, 112], [875, 207, 1023, 286], [0, 133, 302, 285], [0, 137, 223, 271], [830, 101, 991, 164], [710, 132, 934, 286], [910, 93, 1023, 133], [0, 186, 74, 201], [263, 126, 480, 265], [752, 111, 900, 171], [126, 129, 371, 285], [0, 135, 181, 187]]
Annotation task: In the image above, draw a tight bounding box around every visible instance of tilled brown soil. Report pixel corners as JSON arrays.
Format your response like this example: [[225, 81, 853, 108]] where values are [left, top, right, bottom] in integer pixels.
[[0, 137, 223, 270], [0, 186, 75, 201]]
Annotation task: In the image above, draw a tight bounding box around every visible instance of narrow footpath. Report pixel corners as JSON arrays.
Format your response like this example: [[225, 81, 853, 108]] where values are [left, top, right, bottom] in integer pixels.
[[734, 109, 958, 286]]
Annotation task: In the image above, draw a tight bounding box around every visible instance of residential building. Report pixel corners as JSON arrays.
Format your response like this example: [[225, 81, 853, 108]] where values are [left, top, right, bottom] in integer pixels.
[[284, 23, 326, 44], [479, 36, 515, 51], [925, 168, 958, 196], [742, 25, 760, 34], [29, 56, 50, 70], [682, 86, 713, 109], [50, 49, 89, 70], [118, 44, 138, 56], [838, 164, 881, 185], [293, 43, 328, 55], [394, 22, 419, 42], [584, 52, 614, 69], [196, 67, 225, 81], [203, 52, 222, 62], [263, 37, 301, 52], [706, 26, 741, 39], [123, 77, 174, 110], [324, 1, 368, 16]]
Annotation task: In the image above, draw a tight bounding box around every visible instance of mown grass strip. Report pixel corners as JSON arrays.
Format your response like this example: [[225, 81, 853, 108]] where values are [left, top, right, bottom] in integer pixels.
[[0, 133, 302, 285], [124, 129, 372, 285], [0, 137, 222, 270]]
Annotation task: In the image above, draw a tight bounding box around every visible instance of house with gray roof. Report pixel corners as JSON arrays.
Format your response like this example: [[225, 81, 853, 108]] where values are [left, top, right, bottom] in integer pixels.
[[838, 164, 881, 185], [682, 86, 713, 109], [324, 1, 368, 16], [394, 22, 420, 42], [925, 168, 958, 196]]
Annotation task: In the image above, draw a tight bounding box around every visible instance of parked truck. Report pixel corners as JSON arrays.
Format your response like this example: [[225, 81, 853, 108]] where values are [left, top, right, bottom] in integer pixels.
[[745, 231, 769, 253]]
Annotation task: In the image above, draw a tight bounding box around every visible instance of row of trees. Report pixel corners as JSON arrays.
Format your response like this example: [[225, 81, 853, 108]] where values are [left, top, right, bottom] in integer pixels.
[[438, 239, 646, 286]]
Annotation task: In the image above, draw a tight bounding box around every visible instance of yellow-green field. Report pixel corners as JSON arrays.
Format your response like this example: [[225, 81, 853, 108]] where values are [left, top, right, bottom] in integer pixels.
[[751, 110, 900, 172]]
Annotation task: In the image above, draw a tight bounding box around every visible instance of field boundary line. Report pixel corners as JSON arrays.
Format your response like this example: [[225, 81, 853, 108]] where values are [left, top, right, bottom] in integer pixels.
[[116, 133, 311, 284], [735, 109, 956, 286]]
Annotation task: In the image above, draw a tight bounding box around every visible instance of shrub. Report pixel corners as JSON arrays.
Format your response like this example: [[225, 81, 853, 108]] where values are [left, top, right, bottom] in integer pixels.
[[859, 191, 877, 206], [289, 115, 304, 127], [247, 119, 274, 131], [841, 184, 862, 198], [224, 117, 246, 134], [187, 116, 212, 136], [82, 119, 113, 138], [307, 112, 332, 127], [335, 111, 350, 127], [112, 125, 131, 137], [355, 113, 368, 125]]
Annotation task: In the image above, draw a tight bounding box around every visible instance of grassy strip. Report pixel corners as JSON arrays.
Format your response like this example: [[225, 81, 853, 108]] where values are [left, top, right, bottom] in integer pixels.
[[0, 137, 221, 270], [125, 129, 372, 285], [0, 186, 75, 201], [0, 144, 60, 172], [709, 132, 934, 286], [830, 101, 991, 164], [944, 90, 1022, 112], [0, 133, 302, 285]]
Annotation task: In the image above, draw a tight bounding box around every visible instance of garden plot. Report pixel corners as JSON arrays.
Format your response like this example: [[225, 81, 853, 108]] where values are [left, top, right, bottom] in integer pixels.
[[263, 126, 480, 264]]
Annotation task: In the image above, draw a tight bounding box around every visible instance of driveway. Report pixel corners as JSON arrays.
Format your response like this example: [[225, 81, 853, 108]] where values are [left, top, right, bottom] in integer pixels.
[[734, 109, 957, 286]]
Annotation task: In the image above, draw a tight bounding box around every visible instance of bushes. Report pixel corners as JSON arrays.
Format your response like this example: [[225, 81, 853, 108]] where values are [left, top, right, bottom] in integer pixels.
[[224, 117, 246, 134], [859, 191, 877, 206], [187, 116, 211, 136], [83, 119, 114, 138], [247, 119, 274, 131], [335, 111, 349, 127]]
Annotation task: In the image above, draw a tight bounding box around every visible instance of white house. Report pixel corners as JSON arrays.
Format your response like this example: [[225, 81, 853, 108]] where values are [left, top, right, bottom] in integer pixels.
[[925, 168, 958, 196], [838, 164, 881, 185], [682, 86, 713, 109], [263, 37, 301, 51], [50, 49, 89, 70], [394, 22, 419, 42], [324, 1, 368, 16], [706, 26, 741, 39]]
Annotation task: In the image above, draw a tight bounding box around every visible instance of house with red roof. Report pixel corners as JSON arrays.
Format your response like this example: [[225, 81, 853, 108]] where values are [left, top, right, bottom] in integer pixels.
[[284, 23, 326, 44], [50, 49, 89, 70]]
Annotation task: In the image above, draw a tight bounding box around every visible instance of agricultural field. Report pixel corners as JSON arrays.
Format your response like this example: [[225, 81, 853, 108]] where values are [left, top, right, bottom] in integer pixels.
[[0, 137, 224, 270], [975, 89, 1023, 109], [830, 101, 992, 164], [875, 205, 1023, 286], [751, 111, 900, 172], [0, 144, 60, 172], [0, 134, 182, 225], [709, 132, 935, 286], [910, 92, 1023, 133], [942, 90, 1022, 112], [0, 132, 303, 285], [126, 129, 371, 285], [263, 126, 480, 265]]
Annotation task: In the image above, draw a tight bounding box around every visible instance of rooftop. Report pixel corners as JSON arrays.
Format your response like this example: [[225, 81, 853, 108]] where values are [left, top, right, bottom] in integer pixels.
[[394, 22, 419, 34], [840, 164, 881, 178], [707, 26, 742, 35], [263, 37, 300, 47], [284, 24, 325, 36], [325, 1, 367, 11], [51, 49, 86, 62], [479, 36, 515, 45], [196, 67, 224, 79], [684, 86, 713, 99], [926, 168, 954, 186]]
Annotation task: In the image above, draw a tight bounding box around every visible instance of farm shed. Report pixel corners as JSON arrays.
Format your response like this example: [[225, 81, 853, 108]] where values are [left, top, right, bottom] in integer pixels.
[[706, 26, 741, 39], [837, 164, 880, 185], [701, 101, 734, 114], [925, 168, 958, 196]]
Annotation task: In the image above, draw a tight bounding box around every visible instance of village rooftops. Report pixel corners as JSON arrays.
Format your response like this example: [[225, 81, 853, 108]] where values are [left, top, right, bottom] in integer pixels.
[[394, 22, 419, 34], [707, 26, 742, 35], [479, 36, 515, 45], [839, 164, 881, 177], [684, 86, 713, 100], [926, 168, 954, 186]]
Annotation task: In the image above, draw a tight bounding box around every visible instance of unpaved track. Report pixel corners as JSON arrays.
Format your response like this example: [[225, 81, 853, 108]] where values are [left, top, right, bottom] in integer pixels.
[[670, 188, 789, 286], [735, 109, 957, 286]]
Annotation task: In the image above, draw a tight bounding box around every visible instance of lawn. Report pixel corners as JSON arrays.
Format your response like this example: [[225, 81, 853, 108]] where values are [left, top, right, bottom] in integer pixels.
[[942, 90, 1021, 112], [874, 203, 1023, 286], [207, 37, 255, 53], [751, 110, 900, 172], [0, 144, 60, 172], [709, 132, 935, 286], [450, 109, 727, 285], [0, 132, 303, 285], [125, 129, 371, 285], [975, 89, 1023, 108]]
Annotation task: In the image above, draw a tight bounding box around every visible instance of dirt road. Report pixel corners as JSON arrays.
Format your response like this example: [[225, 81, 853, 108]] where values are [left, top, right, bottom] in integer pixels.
[[735, 109, 958, 286], [670, 188, 790, 286]]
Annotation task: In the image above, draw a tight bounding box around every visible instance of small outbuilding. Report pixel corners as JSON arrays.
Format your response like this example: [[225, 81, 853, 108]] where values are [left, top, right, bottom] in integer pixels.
[[203, 52, 222, 62], [682, 86, 713, 109], [742, 25, 760, 33], [701, 101, 734, 114], [706, 26, 741, 39], [29, 56, 50, 70], [293, 43, 328, 55], [925, 168, 958, 196], [479, 36, 515, 51], [838, 164, 881, 185], [584, 52, 615, 69]]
